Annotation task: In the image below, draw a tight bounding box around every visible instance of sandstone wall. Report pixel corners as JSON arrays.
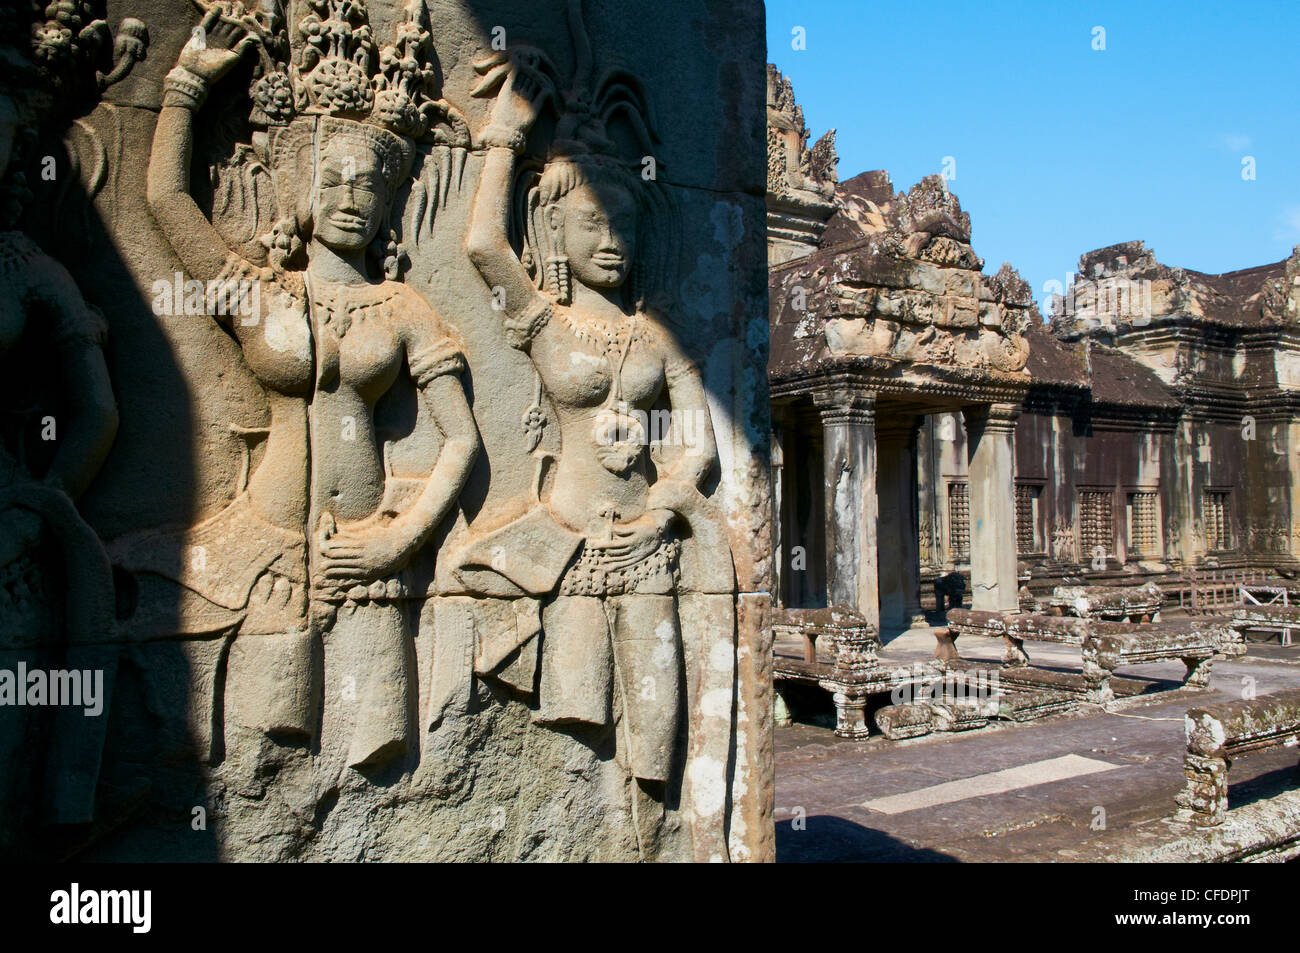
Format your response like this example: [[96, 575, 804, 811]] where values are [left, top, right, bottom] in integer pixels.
[[0, 0, 770, 862]]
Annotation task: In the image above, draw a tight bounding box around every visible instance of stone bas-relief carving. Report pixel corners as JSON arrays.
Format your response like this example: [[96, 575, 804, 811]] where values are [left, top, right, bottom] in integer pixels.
[[422, 5, 746, 861], [0, 0, 768, 862], [443, 37, 731, 793], [127, 0, 478, 774], [0, 1, 147, 832]]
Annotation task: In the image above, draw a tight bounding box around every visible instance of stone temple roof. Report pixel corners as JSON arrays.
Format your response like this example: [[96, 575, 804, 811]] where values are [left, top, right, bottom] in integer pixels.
[[1024, 324, 1180, 409], [763, 71, 1290, 416], [768, 170, 1036, 399], [818, 171, 904, 248], [1053, 240, 1298, 335]]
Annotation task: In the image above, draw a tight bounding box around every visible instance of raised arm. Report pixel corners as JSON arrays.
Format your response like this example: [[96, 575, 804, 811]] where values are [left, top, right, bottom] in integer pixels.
[[146, 10, 258, 285], [465, 144, 542, 322], [466, 51, 556, 343]]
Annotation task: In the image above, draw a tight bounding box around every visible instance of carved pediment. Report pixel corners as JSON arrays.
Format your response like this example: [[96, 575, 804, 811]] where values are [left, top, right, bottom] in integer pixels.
[[766, 64, 837, 261], [770, 172, 1034, 384]]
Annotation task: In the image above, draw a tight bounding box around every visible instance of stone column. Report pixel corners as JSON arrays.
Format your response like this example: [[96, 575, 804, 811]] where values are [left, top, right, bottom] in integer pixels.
[[770, 424, 785, 607], [963, 403, 1021, 612], [1171, 418, 1200, 567], [813, 386, 879, 630], [877, 417, 923, 631], [1284, 417, 1300, 567], [916, 415, 939, 573]]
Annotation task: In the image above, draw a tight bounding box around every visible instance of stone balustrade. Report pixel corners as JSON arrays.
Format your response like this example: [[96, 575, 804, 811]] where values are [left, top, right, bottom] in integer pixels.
[[1176, 689, 1300, 826]]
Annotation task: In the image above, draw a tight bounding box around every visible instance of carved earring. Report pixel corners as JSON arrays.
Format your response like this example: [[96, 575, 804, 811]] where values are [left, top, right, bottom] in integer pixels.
[[632, 261, 646, 311], [382, 230, 408, 280], [545, 205, 571, 304], [547, 254, 571, 305]]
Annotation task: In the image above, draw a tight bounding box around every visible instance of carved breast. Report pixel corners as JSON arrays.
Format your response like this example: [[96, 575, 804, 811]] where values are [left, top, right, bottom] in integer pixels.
[[334, 309, 402, 400], [309, 284, 404, 399], [235, 287, 315, 396], [535, 308, 666, 411]]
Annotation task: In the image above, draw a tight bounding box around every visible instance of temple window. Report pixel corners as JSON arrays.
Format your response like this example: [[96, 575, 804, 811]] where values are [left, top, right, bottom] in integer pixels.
[[1078, 489, 1114, 558], [947, 481, 970, 561], [1126, 491, 1160, 557], [1015, 482, 1042, 554], [1204, 490, 1232, 551]]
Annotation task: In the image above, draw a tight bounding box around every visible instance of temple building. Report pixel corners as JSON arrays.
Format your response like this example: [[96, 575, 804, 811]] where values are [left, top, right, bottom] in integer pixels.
[[766, 66, 1300, 633]]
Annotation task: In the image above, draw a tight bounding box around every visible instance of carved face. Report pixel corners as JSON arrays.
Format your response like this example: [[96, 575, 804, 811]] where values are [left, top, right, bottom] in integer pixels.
[[311, 137, 386, 252], [552, 181, 637, 291]]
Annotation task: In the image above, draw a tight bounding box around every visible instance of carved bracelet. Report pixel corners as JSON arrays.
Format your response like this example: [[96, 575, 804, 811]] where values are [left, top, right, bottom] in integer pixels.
[[478, 123, 527, 154], [163, 66, 209, 111], [503, 299, 553, 349]]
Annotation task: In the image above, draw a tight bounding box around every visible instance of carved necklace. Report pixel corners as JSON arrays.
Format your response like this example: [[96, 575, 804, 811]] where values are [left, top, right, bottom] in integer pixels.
[[0, 232, 40, 275], [558, 306, 645, 358], [571, 308, 645, 475], [305, 276, 399, 387], [310, 280, 399, 340]]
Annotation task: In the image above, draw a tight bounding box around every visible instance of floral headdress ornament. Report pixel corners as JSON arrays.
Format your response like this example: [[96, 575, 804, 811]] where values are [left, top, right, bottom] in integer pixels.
[[195, 0, 467, 274]]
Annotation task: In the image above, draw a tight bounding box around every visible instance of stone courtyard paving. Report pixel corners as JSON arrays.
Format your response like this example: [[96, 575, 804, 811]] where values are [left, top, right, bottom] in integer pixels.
[[775, 628, 1300, 862]]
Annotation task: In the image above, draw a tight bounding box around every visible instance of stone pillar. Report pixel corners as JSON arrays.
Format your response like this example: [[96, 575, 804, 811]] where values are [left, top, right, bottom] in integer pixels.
[[916, 415, 939, 573], [813, 386, 879, 630], [770, 425, 785, 607], [877, 417, 923, 631], [963, 403, 1020, 612], [1171, 418, 1200, 568]]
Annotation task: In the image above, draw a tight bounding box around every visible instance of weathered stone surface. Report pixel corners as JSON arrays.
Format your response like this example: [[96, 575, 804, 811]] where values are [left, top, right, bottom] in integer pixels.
[[771, 606, 892, 740], [765, 65, 836, 266], [993, 689, 1076, 723], [929, 697, 994, 732], [1176, 689, 1300, 826], [769, 144, 1034, 385], [945, 608, 1244, 705], [1, 0, 769, 862], [874, 703, 932, 740], [1046, 581, 1163, 621]]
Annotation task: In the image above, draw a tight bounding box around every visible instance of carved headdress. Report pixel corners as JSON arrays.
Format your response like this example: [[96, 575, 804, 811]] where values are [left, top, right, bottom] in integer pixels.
[[191, 0, 467, 271], [476, 0, 676, 310], [245, 0, 456, 191], [0, 1, 147, 227]]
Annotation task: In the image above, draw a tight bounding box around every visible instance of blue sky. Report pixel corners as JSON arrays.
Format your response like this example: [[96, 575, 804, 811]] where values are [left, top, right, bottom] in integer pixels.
[[766, 1, 1300, 314]]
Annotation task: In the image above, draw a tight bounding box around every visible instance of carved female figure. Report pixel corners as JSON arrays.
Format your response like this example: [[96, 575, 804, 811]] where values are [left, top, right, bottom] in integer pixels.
[[460, 48, 725, 787], [0, 102, 118, 651], [141, 3, 477, 769], [0, 0, 144, 825]]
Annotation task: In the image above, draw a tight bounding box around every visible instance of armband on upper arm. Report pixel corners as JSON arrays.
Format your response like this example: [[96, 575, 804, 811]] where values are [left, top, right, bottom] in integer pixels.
[[503, 298, 553, 350]]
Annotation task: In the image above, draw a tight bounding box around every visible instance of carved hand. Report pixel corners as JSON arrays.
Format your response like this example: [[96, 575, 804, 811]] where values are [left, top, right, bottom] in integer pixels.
[[317, 521, 417, 589], [471, 47, 555, 135], [587, 510, 672, 570], [178, 7, 258, 83], [242, 570, 307, 634]]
